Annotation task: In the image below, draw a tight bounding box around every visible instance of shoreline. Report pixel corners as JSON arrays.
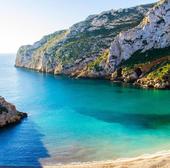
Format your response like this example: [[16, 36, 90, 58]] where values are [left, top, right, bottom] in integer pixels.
[[42, 151, 170, 168], [1, 151, 170, 168], [15, 66, 170, 90]]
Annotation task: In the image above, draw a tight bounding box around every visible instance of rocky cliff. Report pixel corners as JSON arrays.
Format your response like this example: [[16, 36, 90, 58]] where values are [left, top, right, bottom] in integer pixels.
[[16, 0, 170, 89], [0, 96, 27, 127], [109, 0, 170, 89], [15, 3, 153, 75], [109, 0, 170, 67]]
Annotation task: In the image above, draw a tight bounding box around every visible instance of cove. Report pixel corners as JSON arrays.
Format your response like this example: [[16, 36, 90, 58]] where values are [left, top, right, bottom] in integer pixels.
[[0, 54, 170, 166]]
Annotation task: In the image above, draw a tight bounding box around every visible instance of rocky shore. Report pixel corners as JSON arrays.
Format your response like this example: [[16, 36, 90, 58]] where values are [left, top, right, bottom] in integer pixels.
[[15, 0, 170, 89], [111, 54, 170, 89], [0, 96, 27, 128]]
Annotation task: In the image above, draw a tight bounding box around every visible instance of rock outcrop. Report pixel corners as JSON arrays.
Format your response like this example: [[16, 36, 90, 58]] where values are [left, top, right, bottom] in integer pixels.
[[0, 96, 27, 127], [15, 3, 153, 75], [109, 0, 170, 70], [78, 0, 170, 88], [15, 0, 170, 89], [108, 0, 170, 89]]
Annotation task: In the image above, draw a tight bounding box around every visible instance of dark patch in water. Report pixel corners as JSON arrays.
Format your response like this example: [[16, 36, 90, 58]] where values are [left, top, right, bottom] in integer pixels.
[[76, 108, 170, 129]]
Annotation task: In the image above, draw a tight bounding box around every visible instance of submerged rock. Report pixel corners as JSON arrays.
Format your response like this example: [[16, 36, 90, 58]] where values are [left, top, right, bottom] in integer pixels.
[[0, 96, 27, 128]]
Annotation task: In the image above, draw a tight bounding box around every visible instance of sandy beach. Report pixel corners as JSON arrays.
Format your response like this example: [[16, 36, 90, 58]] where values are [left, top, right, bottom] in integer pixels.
[[43, 151, 170, 168]]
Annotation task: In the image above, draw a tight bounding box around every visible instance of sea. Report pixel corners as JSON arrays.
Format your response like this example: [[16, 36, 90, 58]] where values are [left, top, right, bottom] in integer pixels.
[[0, 54, 170, 166]]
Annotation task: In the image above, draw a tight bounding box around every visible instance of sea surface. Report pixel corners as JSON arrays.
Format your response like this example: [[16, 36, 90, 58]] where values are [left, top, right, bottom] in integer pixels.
[[0, 54, 170, 166]]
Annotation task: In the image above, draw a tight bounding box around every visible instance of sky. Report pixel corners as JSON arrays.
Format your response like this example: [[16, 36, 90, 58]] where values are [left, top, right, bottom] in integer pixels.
[[0, 0, 157, 53]]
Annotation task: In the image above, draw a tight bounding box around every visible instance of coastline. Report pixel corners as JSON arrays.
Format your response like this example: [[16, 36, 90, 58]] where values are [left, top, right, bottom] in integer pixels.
[[1, 151, 170, 168], [15, 66, 170, 90], [43, 151, 170, 168]]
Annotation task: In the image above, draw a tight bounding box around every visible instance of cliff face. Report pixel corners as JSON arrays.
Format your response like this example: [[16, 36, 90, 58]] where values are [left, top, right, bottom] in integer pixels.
[[16, 0, 170, 89], [0, 97, 27, 127], [109, 0, 170, 69], [15, 3, 153, 74], [15, 30, 68, 73], [108, 0, 170, 89]]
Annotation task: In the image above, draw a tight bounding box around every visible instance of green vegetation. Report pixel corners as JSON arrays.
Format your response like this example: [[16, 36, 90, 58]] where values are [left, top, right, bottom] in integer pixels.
[[120, 46, 170, 67], [88, 50, 110, 71], [121, 67, 133, 75], [34, 30, 68, 58], [55, 36, 101, 65], [117, 46, 170, 88], [147, 62, 170, 80], [17, 3, 154, 74]]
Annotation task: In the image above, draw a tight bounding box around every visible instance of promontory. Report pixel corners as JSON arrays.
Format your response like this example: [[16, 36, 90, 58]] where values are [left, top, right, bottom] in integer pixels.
[[15, 0, 170, 89], [0, 96, 27, 128]]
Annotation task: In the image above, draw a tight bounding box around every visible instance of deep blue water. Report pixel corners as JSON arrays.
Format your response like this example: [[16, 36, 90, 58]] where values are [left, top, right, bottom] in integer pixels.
[[0, 54, 170, 166]]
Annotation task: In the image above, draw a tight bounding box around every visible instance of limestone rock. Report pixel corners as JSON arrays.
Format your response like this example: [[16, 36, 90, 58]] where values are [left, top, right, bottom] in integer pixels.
[[15, 0, 170, 89], [15, 3, 153, 75], [109, 0, 170, 70], [0, 96, 27, 128]]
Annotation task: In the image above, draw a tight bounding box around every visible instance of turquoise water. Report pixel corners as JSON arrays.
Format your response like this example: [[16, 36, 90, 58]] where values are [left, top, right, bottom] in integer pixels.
[[0, 54, 170, 166]]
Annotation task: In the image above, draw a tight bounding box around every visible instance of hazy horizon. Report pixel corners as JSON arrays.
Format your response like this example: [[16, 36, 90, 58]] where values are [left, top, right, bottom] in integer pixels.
[[0, 0, 157, 53]]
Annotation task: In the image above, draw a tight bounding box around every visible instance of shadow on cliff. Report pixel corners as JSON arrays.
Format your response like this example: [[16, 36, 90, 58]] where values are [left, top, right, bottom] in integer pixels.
[[0, 118, 50, 167], [76, 108, 170, 130]]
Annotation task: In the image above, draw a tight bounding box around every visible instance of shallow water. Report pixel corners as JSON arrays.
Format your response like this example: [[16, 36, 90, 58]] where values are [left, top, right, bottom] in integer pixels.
[[0, 54, 170, 166]]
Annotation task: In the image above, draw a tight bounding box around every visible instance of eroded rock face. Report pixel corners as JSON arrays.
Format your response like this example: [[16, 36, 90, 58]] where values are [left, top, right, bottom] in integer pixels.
[[109, 0, 170, 70], [15, 30, 68, 73], [0, 96, 27, 127], [15, 0, 170, 89], [15, 3, 153, 74]]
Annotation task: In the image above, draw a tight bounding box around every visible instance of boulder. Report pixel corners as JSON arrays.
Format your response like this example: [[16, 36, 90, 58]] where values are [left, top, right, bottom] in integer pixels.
[[124, 72, 139, 83]]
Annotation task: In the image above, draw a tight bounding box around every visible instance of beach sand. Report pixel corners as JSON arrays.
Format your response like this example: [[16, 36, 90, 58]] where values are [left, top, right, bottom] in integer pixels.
[[43, 151, 170, 168]]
